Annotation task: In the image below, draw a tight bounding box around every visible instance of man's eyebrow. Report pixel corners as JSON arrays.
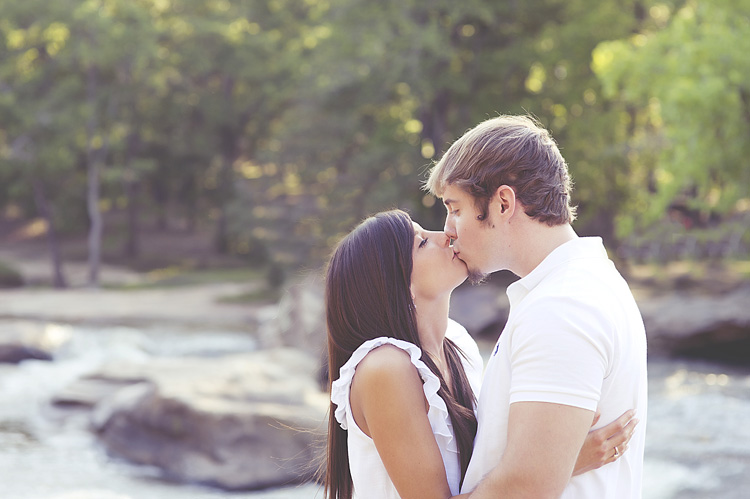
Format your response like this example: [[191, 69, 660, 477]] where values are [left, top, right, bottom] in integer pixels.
[[443, 198, 458, 206]]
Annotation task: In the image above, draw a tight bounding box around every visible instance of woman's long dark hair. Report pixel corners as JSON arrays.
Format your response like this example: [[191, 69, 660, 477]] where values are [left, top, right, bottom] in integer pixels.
[[323, 210, 477, 499]]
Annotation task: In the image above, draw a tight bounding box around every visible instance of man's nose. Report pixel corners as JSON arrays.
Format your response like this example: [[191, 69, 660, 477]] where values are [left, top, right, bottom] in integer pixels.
[[444, 220, 457, 240]]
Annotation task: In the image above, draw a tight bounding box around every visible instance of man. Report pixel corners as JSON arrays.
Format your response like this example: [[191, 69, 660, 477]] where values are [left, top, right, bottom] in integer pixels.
[[426, 115, 647, 498]]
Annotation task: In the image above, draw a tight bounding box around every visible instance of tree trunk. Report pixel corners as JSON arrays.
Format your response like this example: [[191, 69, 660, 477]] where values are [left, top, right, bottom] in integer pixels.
[[123, 133, 140, 258], [153, 176, 169, 231], [215, 77, 238, 254], [85, 64, 104, 287], [86, 159, 103, 287], [124, 176, 139, 259], [31, 180, 67, 289], [183, 171, 198, 234], [214, 155, 232, 254]]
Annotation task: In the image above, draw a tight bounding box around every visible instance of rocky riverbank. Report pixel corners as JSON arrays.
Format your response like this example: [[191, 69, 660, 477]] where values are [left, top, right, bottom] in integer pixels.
[[0, 277, 328, 491], [73, 349, 326, 490], [1, 264, 749, 493]]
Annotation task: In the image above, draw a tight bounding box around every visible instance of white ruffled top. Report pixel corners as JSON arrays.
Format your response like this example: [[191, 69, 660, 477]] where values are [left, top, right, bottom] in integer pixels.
[[330, 320, 483, 498]]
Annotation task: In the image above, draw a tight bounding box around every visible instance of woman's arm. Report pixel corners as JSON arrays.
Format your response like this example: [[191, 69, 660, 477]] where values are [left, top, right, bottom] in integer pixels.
[[351, 344, 452, 499], [573, 409, 639, 476]]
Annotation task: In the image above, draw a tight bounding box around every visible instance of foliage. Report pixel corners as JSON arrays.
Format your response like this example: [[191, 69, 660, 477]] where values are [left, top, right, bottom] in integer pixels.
[[235, 0, 668, 266], [593, 0, 750, 234], [1, 0, 748, 280]]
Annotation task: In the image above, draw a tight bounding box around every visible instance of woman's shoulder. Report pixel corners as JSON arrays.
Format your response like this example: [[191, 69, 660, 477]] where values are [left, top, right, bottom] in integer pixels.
[[354, 342, 421, 384], [341, 337, 422, 374], [350, 342, 428, 429], [332, 338, 424, 406], [332, 338, 427, 430]]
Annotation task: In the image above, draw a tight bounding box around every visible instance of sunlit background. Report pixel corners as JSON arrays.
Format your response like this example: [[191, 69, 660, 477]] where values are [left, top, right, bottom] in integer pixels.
[[0, 0, 749, 498]]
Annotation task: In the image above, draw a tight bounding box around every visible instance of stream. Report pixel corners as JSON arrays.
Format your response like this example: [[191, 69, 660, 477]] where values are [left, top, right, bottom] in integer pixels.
[[0, 321, 748, 498]]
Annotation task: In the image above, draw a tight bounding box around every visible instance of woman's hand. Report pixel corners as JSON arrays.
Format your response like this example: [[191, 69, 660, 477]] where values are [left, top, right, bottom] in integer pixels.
[[572, 409, 639, 476]]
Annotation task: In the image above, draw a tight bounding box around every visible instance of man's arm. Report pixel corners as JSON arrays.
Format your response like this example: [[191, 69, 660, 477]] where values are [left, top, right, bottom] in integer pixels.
[[466, 401, 594, 499]]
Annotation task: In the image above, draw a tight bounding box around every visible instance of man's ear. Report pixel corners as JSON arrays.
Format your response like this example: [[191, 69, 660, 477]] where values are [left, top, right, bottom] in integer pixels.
[[494, 185, 516, 217]]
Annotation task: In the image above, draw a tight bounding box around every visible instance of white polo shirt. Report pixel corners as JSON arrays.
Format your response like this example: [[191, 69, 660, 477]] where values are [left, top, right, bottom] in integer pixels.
[[461, 237, 648, 498]]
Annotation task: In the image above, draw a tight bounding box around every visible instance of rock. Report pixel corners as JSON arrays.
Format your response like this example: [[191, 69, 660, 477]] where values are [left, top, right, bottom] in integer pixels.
[[78, 348, 327, 490], [450, 278, 750, 364], [256, 278, 512, 381], [258, 278, 326, 352], [451, 279, 750, 364], [257, 273, 750, 364], [639, 284, 750, 362], [257, 278, 511, 355], [52, 377, 140, 408], [0, 344, 53, 363], [0, 320, 71, 363], [449, 283, 510, 338], [257, 278, 327, 386]]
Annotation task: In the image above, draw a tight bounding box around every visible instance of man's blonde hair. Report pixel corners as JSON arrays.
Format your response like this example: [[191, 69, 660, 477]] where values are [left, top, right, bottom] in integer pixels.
[[425, 115, 576, 226]]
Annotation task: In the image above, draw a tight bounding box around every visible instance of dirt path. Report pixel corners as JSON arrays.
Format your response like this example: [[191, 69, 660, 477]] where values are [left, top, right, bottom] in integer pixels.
[[0, 283, 268, 331], [0, 244, 272, 331]]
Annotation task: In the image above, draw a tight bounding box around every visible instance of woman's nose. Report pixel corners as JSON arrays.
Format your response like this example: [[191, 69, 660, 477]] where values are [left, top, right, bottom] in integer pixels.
[[429, 230, 451, 247]]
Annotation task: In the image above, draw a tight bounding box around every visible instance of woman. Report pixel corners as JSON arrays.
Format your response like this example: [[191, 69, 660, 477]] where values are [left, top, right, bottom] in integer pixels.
[[324, 210, 635, 499]]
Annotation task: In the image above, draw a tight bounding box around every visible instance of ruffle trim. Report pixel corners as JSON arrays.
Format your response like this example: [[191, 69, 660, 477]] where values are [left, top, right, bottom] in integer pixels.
[[330, 337, 456, 454]]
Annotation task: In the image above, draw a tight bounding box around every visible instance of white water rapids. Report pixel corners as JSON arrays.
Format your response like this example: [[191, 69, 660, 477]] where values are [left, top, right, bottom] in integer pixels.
[[0, 322, 748, 498]]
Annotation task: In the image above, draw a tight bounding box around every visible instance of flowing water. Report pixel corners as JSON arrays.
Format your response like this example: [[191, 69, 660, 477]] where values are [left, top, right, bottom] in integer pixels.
[[0, 321, 747, 498], [640, 357, 750, 498]]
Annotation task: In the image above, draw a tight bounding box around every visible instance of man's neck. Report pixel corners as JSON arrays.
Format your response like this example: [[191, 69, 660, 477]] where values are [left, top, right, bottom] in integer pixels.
[[512, 222, 578, 278]]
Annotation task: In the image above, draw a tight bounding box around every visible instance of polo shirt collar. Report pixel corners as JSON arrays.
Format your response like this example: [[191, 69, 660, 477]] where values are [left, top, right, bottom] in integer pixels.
[[506, 236, 607, 303]]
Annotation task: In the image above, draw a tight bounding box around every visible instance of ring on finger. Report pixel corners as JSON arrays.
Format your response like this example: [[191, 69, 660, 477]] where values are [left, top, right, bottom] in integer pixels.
[[614, 446, 620, 458]]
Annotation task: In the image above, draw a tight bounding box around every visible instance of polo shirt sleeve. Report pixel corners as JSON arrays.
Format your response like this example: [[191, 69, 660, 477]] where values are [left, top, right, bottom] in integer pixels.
[[508, 296, 613, 411]]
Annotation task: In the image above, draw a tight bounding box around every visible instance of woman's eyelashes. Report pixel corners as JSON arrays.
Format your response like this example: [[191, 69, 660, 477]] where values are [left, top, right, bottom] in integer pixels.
[[419, 237, 428, 249]]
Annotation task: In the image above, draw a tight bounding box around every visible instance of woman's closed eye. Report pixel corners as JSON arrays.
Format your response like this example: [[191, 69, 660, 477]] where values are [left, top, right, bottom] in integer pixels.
[[419, 238, 428, 248]]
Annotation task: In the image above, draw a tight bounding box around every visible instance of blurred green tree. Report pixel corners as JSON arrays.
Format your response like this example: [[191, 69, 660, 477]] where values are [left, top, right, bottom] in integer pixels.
[[0, 0, 167, 285], [1, 0, 747, 284], [0, 0, 312, 280], [237, 0, 674, 270], [155, 0, 314, 255], [0, 0, 83, 287], [593, 0, 750, 235]]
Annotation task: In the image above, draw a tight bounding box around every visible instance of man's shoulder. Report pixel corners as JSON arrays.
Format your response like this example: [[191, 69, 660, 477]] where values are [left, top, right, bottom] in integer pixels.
[[536, 258, 630, 302], [512, 270, 621, 331]]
